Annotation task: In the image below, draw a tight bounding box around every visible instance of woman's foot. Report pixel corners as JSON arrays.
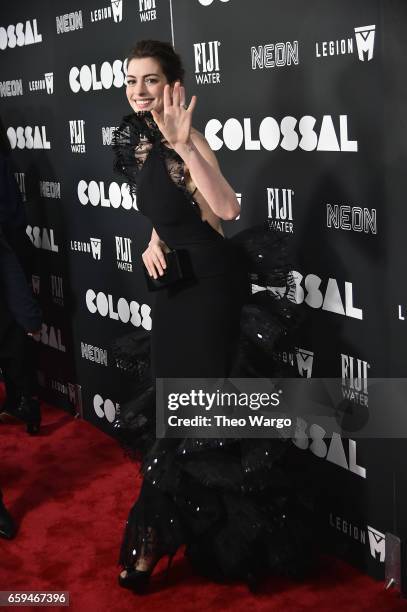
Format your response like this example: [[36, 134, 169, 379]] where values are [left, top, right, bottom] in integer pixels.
[[118, 526, 174, 592]]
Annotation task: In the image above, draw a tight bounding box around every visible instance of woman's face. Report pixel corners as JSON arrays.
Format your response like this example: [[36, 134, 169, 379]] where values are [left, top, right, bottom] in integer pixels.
[[126, 57, 171, 114]]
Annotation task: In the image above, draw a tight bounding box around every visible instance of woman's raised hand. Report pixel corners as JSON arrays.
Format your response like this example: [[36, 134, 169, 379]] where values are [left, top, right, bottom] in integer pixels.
[[151, 82, 197, 149]]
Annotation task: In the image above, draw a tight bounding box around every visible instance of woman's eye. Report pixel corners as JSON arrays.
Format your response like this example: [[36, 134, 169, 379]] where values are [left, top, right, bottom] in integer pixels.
[[126, 80, 135, 85], [146, 79, 157, 84]]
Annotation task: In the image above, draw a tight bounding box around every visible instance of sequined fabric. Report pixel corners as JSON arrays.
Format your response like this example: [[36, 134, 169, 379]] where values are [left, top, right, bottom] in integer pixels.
[[112, 226, 317, 582]]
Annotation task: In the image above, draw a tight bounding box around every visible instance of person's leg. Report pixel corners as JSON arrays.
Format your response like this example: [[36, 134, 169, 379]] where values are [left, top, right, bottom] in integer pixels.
[[119, 477, 184, 575], [1, 322, 40, 433], [0, 486, 16, 539]]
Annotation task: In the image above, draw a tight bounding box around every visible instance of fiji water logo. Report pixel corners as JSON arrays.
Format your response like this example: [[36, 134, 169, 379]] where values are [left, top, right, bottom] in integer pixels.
[[139, 0, 157, 22], [267, 187, 294, 233], [115, 236, 133, 272], [341, 353, 369, 406], [70, 120, 86, 153], [194, 41, 221, 85]]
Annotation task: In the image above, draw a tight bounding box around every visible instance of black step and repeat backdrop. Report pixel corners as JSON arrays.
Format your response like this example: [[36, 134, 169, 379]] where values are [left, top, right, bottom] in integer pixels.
[[1, 0, 407, 582]]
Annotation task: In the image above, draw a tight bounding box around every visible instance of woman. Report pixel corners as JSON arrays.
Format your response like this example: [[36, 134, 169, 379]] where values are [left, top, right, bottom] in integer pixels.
[[112, 40, 316, 593]]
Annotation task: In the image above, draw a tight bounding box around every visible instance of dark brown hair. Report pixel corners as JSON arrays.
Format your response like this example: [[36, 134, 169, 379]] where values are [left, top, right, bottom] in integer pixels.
[[126, 40, 185, 84]]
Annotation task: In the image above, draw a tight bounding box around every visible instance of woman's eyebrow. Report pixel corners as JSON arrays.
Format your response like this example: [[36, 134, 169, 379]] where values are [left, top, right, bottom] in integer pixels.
[[126, 73, 159, 78]]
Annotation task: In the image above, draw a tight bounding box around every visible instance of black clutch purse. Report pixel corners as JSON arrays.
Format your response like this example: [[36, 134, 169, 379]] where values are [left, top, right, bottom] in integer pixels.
[[143, 249, 185, 291]]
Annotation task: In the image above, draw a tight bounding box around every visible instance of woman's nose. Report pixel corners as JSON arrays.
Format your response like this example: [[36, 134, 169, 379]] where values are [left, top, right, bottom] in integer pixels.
[[134, 83, 146, 96]]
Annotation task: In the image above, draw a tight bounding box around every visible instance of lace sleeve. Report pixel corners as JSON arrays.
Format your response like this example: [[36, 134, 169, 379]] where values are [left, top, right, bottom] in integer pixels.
[[112, 111, 201, 217], [112, 113, 157, 198]]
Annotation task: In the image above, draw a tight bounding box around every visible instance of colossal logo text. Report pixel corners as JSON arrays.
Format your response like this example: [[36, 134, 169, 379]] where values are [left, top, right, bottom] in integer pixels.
[[0, 19, 42, 50], [33, 323, 66, 352], [255, 272, 363, 319], [86, 289, 152, 330], [26, 226, 59, 252], [287, 271, 363, 319], [69, 59, 126, 92], [205, 115, 357, 152], [93, 394, 118, 423], [293, 424, 366, 478], [7, 126, 50, 150], [77, 180, 138, 210]]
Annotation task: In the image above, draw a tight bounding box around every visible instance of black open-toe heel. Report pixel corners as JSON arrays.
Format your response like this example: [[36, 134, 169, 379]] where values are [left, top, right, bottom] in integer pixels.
[[118, 526, 175, 594], [118, 553, 174, 594]]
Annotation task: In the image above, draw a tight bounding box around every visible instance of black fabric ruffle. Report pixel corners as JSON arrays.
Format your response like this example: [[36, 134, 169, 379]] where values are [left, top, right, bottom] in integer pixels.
[[112, 222, 318, 582]]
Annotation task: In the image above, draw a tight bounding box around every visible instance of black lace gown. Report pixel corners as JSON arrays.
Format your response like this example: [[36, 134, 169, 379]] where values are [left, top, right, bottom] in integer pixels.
[[111, 112, 317, 583]]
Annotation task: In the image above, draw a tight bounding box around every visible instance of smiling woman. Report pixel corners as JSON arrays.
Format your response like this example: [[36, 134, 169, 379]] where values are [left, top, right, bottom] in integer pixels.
[[112, 39, 317, 595]]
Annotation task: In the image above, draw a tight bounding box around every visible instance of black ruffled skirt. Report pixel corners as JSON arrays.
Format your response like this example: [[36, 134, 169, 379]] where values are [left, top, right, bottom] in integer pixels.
[[113, 224, 319, 583]]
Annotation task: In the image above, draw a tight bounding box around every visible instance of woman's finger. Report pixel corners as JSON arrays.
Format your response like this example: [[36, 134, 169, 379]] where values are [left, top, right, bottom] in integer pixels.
[[143, 255, 153, 277], [173, 81, 180, 107], [144, 260, 152, 277], [151, 253, 164, 276], [153, 246, 166, 269], [187, 94, 197, 114], [179, 84, 186, 108], [143, 252, 155, 277], [150, 108, 161, 128], [163, 83, 172, 110]]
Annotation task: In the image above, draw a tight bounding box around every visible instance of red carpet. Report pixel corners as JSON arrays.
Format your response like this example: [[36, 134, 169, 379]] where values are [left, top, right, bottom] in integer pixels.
[[1, 395, 406, 612]]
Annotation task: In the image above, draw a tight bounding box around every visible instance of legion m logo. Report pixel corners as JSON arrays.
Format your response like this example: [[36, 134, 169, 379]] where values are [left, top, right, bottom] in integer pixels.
[[111, 0, 123, 22], [354, 25, 376, 61], [90, 238, 102, 260], [367, 525, 385, 562]]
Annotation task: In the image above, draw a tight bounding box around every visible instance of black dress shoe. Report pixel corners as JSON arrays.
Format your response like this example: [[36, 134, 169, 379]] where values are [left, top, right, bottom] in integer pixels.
[[12, 396, 42, 435], [0, 498, 17, 540]]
